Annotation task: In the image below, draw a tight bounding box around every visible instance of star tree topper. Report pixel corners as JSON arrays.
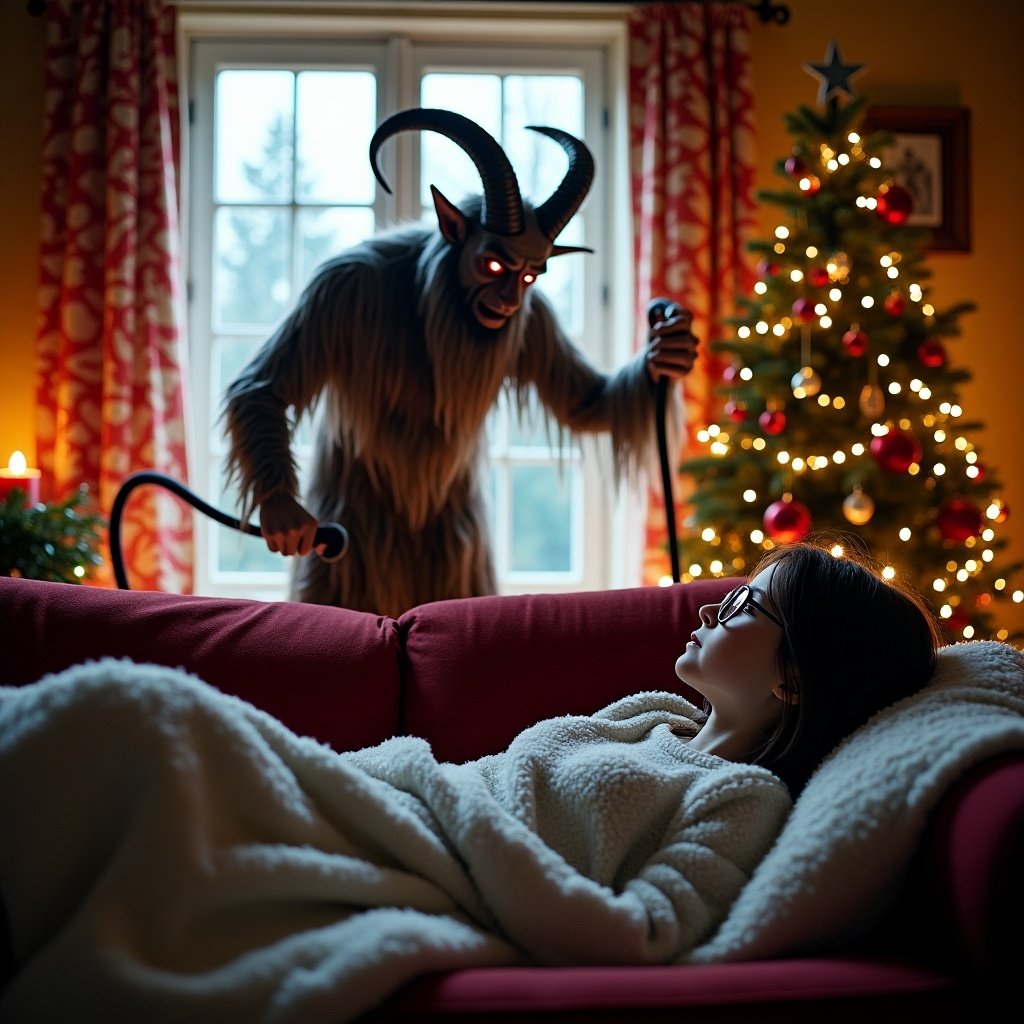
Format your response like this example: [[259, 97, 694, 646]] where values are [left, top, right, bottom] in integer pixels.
[[803, 40, 867, 105]]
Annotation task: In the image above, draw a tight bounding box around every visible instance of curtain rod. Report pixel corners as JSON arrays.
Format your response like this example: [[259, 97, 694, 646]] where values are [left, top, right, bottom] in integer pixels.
[[25, 1, 790, 23]]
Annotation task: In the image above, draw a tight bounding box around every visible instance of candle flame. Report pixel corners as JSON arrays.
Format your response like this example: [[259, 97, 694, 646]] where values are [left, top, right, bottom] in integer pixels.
[[8, 450, 27, 474]]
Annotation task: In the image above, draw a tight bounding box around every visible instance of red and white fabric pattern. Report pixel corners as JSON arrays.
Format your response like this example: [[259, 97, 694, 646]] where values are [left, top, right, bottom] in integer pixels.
[[628, 2, 759, 584], [35, 0, 192, 593]]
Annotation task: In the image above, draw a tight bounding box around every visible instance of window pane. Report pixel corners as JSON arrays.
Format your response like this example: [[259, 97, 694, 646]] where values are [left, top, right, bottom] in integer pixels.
[[419, 74, 501, 207], [213, 207, 291, 329], [510, 464, 572, 572], [214, 336, 263, 415], [296, 71, 377, 203], [297, 207, 375, 283], [212, 475, 288, 575], [536, 214, 584, 335], [215, 70, 294, 203], [503, 75, 584, 202]]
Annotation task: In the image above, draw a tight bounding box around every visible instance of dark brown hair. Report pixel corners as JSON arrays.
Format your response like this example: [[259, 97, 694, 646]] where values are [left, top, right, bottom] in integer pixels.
[[747, 534, 943, 794]]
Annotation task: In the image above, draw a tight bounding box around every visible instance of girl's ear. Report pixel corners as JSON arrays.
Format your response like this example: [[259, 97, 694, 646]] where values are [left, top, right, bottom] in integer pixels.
[[771, 681, 800, 705]]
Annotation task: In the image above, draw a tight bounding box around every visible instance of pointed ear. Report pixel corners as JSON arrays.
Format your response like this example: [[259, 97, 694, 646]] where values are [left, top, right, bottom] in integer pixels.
[[431, 185, 467, 245], [548, 243, 594, 257]]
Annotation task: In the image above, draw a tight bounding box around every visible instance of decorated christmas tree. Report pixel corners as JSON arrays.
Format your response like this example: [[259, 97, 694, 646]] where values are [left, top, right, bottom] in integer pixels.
[[675, 42, 1022, 642]]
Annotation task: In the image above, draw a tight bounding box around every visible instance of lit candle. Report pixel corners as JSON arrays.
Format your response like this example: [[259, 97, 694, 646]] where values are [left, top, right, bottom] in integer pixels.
[[0, 451, 41, 505]]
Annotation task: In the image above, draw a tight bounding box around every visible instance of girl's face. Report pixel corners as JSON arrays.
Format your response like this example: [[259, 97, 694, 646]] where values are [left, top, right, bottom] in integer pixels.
[[675, 564, 790, 723]]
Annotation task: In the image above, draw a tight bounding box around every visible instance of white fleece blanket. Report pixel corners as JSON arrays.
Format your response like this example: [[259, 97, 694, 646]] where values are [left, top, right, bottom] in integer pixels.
[[0, 659, 790, 1024], [688, 639, 1024, 962]]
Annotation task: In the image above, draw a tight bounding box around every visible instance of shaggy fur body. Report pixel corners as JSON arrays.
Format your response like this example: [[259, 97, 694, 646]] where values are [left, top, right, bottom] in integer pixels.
[[224, 208, 666, 616]]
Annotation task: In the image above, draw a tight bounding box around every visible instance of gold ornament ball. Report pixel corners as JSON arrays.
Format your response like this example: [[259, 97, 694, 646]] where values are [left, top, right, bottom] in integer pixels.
[[859, 384, 885, 418], [791, 365, 822, 399], [843, 488, 875, 525]]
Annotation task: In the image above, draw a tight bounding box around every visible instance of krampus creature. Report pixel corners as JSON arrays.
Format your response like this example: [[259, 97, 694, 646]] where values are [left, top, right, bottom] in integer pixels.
[[223, 108, 697, 616]]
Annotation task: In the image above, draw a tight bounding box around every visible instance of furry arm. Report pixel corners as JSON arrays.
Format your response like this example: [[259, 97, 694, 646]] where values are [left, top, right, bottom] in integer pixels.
[[516, 290, 683, 482]]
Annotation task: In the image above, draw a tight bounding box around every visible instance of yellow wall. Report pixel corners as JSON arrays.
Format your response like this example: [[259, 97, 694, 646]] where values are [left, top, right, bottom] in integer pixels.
[[2, 1, 1021, 630], [0, 3, 45, 465]]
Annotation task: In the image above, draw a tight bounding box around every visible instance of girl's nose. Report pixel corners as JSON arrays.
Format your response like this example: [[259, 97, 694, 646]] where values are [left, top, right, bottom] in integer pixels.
[[697, 602, 718, 626]]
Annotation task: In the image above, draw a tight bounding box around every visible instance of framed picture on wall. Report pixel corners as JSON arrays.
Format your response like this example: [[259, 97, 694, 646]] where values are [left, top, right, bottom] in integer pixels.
[[863, 106, 971, 252]]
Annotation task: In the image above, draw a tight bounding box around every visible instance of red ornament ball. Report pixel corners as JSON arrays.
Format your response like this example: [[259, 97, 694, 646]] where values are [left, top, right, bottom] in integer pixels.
[[763, 498, 813, 543], [785, 154, 808, 178], [757, 257, 779, 278], [876, 184, 914, 225], [917, 338, 947, 368], [792, 297, 816, 323], [942, 607, 971, 635], [724, 400, 747, 423], [884, 293, 907, 316], [759, 408, 787, 435], [870, 429, 922, 473], [842, 328, 869, 356], [808, 266, 830, 287], [801, 175, 822, 195], [936, 498, 984, 542]]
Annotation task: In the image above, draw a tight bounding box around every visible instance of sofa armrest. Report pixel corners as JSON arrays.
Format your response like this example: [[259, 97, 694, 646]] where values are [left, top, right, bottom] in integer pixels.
[[0, 577, 402, 751], [397, 579, 735, 763], [931, 753, 1024, 981], [865, 751, 1024, 987]]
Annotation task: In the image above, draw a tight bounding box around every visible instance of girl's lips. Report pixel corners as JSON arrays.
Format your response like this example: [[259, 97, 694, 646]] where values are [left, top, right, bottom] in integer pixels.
[[688, 632, 701, 648]]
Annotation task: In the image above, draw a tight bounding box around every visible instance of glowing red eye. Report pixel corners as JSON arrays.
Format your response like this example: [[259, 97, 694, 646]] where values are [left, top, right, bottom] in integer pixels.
[[485, 259, 504, 276], [523, 273, 536, 285]]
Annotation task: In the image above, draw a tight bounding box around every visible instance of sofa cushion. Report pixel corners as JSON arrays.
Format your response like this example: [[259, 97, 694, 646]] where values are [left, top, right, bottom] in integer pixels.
[[397, 579, 734, 764], [0, 577, 401, 751]]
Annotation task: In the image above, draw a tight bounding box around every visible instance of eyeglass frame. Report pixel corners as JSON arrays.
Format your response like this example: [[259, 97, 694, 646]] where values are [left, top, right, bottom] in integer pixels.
[[716, 584, 786, 630]]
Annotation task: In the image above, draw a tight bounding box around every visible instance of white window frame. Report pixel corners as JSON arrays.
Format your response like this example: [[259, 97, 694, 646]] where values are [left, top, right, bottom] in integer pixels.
[[178, 4, 643, 602]]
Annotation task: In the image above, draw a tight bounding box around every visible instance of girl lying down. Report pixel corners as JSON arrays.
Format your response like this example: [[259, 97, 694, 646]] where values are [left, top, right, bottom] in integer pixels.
[[0, 541, 942, 1023]]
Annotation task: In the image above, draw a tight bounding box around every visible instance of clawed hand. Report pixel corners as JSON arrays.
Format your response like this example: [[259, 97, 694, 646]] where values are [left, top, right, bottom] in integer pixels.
[[259, 493, 326, 557], [647, 307, 699, 382]]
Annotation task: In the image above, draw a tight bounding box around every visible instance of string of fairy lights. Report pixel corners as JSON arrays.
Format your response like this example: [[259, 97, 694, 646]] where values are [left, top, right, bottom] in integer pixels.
[[674, 121, 1021, 641]]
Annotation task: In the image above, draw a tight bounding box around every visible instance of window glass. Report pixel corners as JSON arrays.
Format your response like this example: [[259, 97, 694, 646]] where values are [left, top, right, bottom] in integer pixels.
[[213, 206, 291, 329], [215, 70, 294, 203], [295, 71, 377, 204], [510, 464, 573, 573]]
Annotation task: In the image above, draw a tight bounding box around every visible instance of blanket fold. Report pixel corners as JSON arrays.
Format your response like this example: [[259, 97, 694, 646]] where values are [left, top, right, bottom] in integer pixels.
[[0, 661, 789, 1023]]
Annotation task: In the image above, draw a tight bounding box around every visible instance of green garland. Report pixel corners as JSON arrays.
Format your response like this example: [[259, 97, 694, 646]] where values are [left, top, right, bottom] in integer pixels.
[[0, 485, 105, 583]]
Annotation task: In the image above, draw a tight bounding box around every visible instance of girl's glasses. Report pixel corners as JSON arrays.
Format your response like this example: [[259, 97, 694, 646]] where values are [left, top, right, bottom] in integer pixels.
[[717, 584, 786, 630]]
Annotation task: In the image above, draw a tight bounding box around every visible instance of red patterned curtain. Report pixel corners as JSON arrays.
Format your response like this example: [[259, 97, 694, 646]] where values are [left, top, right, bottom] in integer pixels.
[[35, 0, 192, 592], [629, 2, 758, 584]]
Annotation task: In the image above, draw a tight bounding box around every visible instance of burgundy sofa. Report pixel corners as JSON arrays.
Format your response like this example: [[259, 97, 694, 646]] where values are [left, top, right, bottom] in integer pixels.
[[1, 574, 1021, 1021]]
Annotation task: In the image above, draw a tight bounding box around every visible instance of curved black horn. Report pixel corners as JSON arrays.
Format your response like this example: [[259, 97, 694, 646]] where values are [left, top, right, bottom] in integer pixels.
[[528, 126, 595, 242], [369, 107, 524, 236]]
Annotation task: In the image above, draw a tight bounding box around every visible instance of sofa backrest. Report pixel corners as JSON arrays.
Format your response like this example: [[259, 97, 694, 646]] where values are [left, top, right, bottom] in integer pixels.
[[397, 579, 732, 762], [0, 577, 401, 752], [1, 575, 735, 758]]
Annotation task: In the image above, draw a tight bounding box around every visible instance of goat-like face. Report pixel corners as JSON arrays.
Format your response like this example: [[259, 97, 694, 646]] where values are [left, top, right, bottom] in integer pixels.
[[457, 222, 552, 330], [433, 186, 553, 331]]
